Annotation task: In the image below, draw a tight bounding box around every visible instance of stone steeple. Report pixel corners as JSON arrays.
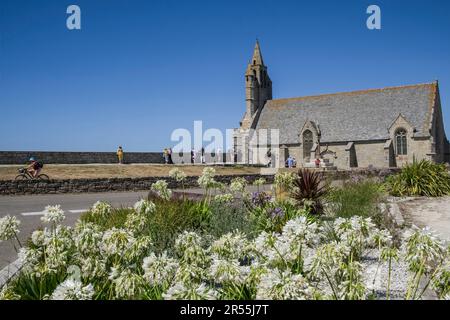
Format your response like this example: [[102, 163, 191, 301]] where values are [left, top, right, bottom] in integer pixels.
[[241, 40, 272, 130]]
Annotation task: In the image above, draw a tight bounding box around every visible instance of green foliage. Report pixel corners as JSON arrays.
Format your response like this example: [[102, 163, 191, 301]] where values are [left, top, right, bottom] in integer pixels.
[[203, 200, 256, 239], [327, 181, 384, 219], [81, 207, 133, 230], [7, 271, 66, 300], [146, 197, 211, 254], [385, 160, 450, 197], [250, 199, 315, 233], [291, 169, 329, 215]]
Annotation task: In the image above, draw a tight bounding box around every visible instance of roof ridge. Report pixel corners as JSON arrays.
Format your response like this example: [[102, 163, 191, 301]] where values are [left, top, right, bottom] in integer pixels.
[[269, 82, 437, 104]]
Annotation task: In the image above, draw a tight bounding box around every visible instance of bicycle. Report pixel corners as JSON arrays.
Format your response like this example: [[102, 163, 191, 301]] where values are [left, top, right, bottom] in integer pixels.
[[15, 168, 50, 181]]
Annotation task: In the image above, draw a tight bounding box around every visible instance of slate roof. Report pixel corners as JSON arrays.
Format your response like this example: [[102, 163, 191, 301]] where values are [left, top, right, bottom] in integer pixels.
[[254, 82, 438, 144]]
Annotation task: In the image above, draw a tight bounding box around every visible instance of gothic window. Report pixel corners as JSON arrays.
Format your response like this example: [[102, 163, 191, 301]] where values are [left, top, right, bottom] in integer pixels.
[[395, 129, 407, 155], [303, 130, 314, 161]]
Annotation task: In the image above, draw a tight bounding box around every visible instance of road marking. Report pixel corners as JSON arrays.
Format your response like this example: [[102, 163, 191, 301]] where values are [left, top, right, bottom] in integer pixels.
[[21, 209, 87, 216], [21, 211, 45, 216], [68, 209, 87, 213]]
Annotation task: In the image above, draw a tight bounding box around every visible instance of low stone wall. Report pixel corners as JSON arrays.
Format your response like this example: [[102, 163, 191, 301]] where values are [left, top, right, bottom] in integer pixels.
[[0, 174, 274, 196], [0, 151, 233, 165], [0, 151, 164, 165]]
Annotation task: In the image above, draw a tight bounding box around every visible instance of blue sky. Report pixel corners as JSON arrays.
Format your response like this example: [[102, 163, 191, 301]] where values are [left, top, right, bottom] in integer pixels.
[[1, 0, 450, 152]]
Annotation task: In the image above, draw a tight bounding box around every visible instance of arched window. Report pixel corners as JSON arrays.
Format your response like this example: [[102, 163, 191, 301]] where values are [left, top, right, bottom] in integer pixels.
[[395, 129, 407, 155], [303, 130, 314, 161]]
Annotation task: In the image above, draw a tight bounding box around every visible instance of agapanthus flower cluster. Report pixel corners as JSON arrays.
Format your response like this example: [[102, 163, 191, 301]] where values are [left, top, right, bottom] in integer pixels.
[[404, 226, 446, 273], [133, 199, 156, 215], [169, 168, 187, 183], [51, 279, 94, 300], [163, 282, 218, 300], [41, 205, 65, 225], [109, 267, 146, 299], [197, 167, 216, 189], [151, 180, 172, 200], [90, 201, 112, 217], [256, 269, 313, 300], [143, 252, 179, 287], [253, 178, 266, 187], [230, 177, 247, 193], [213, 193, 234, 204], [0, 215, 20, 241], [273, 172, 295, 190]]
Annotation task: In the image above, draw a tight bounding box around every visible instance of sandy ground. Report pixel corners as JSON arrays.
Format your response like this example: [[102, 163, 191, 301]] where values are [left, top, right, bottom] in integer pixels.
[[398, 196, 450, 242], [0, 164, 261, 180]]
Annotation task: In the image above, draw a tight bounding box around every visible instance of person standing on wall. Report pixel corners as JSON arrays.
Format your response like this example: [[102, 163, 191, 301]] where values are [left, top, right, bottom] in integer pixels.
[[201, 147, 205, 164], [117, 146, 124, 164], [168, 148, 174, 164]]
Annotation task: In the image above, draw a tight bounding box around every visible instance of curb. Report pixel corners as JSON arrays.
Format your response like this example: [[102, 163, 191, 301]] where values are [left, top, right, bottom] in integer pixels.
[[0, 259, 23, 289]]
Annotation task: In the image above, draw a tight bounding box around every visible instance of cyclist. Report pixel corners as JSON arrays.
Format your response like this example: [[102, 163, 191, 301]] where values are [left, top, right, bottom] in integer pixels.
[[27, 157, 43, 178]]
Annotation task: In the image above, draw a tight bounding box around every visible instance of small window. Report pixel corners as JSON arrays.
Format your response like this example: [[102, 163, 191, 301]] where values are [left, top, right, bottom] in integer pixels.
[[395, 129, 407, 155]]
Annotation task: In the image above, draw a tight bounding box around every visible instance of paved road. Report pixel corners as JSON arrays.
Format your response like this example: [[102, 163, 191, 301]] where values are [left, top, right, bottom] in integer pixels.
[[0, 191, 149, 269]]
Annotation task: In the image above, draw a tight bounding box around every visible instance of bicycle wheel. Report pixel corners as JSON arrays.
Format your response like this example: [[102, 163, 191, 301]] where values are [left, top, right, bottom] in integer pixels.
[[37, 174, 50, 181], [15, 174, 28, 181]]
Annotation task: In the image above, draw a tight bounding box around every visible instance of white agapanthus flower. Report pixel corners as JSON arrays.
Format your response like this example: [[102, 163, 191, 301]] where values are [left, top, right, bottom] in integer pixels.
[[197, 167, 216, 189], [133, 199, 156, 215], [163, 282, 217, 300], [405, 226, 446, 273], [175, 231, 207, 265], [282, 216, 319, 246], [209, 256, 243, 284], [41, 205, 65, 225], [51, 279, 94, 300], [142, 252, 179, 287], [213, 193, 234, 204], [211, 231, 249, 260], [31, 230, 45, 247], [80, 256, 107, 279], [109, 268, 145, 299], [229, 177, 247, 193], [90, 201, 112, 216], [101, 228, 135, 257], [74, 222, 103, 256], [18, 247, 42, 269], [0, 215, 21, 241], [253, 178, 266, 187], [169, 168, 187, 183], [256, 269, 312, 300], [151, 180, 172, 200]]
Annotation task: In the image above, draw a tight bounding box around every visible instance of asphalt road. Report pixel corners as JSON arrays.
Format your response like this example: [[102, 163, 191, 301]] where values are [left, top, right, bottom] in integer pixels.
[[0, 191, 149, 270]]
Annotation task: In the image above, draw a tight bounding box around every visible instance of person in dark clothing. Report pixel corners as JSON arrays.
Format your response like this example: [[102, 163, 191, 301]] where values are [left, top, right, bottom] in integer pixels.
[[168, 148, 174, 164]]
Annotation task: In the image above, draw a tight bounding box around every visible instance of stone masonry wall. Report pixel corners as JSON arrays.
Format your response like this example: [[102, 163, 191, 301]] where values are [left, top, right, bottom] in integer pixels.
[[0, 151, 230, 165], [0, 174, 275, 196]]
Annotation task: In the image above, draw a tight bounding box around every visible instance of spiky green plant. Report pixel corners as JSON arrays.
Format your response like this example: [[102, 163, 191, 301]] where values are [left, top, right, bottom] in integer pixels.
[[385, 160, 450, 197]]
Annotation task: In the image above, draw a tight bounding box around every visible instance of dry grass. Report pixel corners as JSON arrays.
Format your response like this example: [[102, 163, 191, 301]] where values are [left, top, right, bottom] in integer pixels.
[[0, 164, 261, 180]]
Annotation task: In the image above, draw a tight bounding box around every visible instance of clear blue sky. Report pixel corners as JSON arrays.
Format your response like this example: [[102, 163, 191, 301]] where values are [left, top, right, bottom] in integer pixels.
[[1, 0, 450, 152]]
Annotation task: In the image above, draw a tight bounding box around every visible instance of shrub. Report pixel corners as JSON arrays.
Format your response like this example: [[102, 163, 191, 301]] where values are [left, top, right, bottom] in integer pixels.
[[327, 180, 384, 219], [385, 160, 450, 197], [203, 200, 256, 239], [291, 169, 329, 215], [145, 197, 211, 254], [81, 207, 132, 230]]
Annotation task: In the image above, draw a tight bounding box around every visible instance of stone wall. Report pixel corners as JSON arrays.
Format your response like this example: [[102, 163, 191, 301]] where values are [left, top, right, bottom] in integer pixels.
[[0, 174, 274, 196], [0, 151, 230, 165]]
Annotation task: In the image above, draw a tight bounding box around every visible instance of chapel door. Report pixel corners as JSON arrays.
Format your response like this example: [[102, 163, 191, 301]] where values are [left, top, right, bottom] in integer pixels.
[[303, 130, 313, 162]]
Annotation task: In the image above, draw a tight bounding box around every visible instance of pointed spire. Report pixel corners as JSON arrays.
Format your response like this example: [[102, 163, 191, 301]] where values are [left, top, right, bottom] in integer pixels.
[[251, 39, 264, 66]]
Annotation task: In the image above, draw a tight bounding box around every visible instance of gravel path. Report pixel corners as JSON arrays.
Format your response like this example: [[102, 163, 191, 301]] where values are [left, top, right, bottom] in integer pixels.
[[398, 196, 450, 243]]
